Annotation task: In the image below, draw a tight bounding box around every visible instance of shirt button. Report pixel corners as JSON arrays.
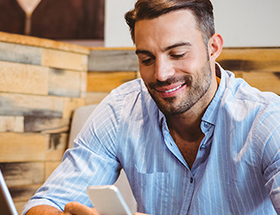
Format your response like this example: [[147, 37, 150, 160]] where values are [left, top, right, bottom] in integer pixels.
[[190, 177, 194, 183]]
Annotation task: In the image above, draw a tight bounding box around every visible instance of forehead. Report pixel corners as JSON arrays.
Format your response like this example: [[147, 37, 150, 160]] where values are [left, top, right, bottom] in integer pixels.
[[134, 9, 203, 50]]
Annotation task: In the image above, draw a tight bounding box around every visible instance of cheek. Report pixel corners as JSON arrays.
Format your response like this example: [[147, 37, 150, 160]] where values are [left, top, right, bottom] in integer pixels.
[[139, 66, 154, 82]]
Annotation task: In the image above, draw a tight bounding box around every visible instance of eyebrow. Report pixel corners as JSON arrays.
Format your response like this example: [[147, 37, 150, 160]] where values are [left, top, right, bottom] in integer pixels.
[[135, 41, 192, 55]]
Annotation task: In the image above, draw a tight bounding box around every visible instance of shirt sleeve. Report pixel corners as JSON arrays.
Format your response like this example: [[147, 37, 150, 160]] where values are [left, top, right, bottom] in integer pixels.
[[22, 90, 123, 215], [259, 100, 280, 214]]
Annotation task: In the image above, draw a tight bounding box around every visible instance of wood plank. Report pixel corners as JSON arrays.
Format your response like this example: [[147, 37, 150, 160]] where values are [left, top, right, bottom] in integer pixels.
[[239, 72, 280, 94], [45, 133, 68, 161], [80, 71, 87, 98], [85, 92, 109, 105], [87, 71, 137, 92], [0, 162, 44, 186], [48, 68, 81, 97], [0, 133, 47, 162], [0, 61, 48, 95], [63, 97, 85, 118], [24, 117, 70, 133], [9, 184, 41, 202], [0, 31, 90, 54], [14, 201, 28, 215], [45, 161, 61, 179], [0, 93, 64, 118], [42, 48, 88, 71], [217, 48, 280, 73], [88, 49, 139, 71], [0, 41, 42, 65], [0, 116, 24, 132]]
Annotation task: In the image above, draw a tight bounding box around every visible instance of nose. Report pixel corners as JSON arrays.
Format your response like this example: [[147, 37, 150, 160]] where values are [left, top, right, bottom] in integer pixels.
[[154, 57, 175, 82]]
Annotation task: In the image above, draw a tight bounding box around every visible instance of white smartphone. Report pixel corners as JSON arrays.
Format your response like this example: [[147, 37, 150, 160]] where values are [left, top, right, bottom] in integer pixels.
[[87, 185, 133, 215]]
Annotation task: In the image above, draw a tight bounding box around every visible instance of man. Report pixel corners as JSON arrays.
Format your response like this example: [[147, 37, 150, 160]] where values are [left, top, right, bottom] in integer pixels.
[[23, 0, 280, 214]]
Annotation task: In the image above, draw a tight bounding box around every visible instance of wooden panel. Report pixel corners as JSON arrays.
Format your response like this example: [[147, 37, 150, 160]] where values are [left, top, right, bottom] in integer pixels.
[[87, 71, 137, 92], [9, 184, 41, 201], [0, 93, 64, 117], [0, 116, 24, 132], [48, 68, 81, 97], [24, 117, 70, 133], [239, 72, 280, 94], [88, 49, 139, 71], [0, 61, 48, 95], [85, 92, 109, 105], [217, 48, 280, 73], [15, 201, 27, 215], [0, 41, 42, 65], [45, 133, 68, 161], [63, 97, 85, 118], [80, 71, 87, 98], [0, 162, 44, 186], [45, 161, 61, 179], [42, 48, 88, 71], [0, 133, 46, 162]]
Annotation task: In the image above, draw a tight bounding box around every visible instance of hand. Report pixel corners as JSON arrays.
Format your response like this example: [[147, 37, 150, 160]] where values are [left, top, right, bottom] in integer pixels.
[[63, 202, 98, 215]]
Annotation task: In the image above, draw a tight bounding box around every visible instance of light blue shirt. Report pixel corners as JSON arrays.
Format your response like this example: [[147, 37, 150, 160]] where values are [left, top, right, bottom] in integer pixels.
[[23, 65, 280, 215]]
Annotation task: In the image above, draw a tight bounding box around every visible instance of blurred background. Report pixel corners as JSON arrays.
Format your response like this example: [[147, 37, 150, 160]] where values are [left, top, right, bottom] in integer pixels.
[[0, 0, 104, 46]]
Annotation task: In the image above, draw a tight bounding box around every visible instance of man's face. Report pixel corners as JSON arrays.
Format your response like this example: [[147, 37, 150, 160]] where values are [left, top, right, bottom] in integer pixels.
[[135, 10, 213, 116]]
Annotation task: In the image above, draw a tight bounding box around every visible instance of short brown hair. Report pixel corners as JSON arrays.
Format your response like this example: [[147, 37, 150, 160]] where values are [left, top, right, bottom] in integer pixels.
[[125, 0, 215, 45]]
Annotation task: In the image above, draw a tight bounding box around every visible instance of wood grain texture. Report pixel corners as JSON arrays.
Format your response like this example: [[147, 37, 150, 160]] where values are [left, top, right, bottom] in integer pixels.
[[0, 116, 24, 132], [42, 48, 88, 71], [48, 68, 81, 97], [88, 49, 139, 71], [63, 97, 86, 118], [0, 61, 48, 95], [24, 116, 70, 133], [0, 41, 42, 65], [45, 133, 68, 161], [87, 71, 137, 92], [0, 162, 44, 186], [217, 48, 280, 73], [0, 133, 46, 162], [0, 93, 64, 117]]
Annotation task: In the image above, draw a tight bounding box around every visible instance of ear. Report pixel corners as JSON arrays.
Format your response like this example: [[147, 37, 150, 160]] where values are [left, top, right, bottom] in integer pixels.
[[208, 33, 223, 61]]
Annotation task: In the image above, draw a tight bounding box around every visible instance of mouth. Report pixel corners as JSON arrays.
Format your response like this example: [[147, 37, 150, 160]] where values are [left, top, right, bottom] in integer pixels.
[[155, 83, 186, 97]]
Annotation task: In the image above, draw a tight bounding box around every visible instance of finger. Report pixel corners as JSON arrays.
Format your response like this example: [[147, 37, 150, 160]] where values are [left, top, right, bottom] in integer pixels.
[[64, 202, 98, 215]]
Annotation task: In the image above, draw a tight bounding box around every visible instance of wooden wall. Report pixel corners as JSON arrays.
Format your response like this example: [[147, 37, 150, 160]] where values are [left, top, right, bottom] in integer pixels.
[[0, 31, 279, 214], [0, 31, 88, 213]]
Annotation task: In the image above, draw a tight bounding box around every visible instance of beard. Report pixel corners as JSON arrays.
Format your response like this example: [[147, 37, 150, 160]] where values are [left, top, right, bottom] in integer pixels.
[[147, 60, 212, 116]]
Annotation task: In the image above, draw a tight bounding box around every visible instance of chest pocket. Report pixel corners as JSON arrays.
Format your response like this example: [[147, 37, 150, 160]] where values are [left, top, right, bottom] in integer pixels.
[[130, 169, 171, 215]]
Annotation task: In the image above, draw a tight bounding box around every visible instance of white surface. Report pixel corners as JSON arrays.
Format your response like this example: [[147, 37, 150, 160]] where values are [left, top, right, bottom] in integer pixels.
[[105, 0, 280, 47], [87, 185, 133, 215]]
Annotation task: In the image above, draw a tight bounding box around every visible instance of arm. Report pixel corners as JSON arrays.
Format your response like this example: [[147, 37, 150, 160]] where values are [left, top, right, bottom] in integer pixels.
[[26, 204, 149, 215], [26, 202, 98, 215]]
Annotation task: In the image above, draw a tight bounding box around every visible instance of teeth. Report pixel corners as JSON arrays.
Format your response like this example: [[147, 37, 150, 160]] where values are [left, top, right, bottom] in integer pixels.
[[165, 85, 182, 93]]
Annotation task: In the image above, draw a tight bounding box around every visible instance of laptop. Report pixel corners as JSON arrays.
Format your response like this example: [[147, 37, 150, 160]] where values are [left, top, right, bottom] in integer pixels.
[[0, 169, 18, 215]]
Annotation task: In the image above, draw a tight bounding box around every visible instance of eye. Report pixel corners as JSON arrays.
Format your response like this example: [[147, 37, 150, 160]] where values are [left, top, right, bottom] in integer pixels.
[[170, 53, 186, 59], [139, 56, 155, 66]]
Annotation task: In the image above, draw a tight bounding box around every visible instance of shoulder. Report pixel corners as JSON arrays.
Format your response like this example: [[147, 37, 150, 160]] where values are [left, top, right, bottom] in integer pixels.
[[221, 69, 280, 112]]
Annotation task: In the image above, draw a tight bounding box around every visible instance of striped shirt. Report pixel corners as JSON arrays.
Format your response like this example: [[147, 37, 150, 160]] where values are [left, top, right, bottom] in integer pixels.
[[23, 65, 280, 215]]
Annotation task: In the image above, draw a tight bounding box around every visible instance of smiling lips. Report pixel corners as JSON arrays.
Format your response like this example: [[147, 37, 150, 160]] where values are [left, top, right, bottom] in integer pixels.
[[155, 83, 186, 97]]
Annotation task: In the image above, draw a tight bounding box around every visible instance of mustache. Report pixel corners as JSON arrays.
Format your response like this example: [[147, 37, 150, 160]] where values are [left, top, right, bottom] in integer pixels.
[[148, 75, 193, 89]]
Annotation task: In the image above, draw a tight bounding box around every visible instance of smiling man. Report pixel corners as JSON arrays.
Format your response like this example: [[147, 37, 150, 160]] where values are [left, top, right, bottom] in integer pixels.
[[23, 0, 280, 215]]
